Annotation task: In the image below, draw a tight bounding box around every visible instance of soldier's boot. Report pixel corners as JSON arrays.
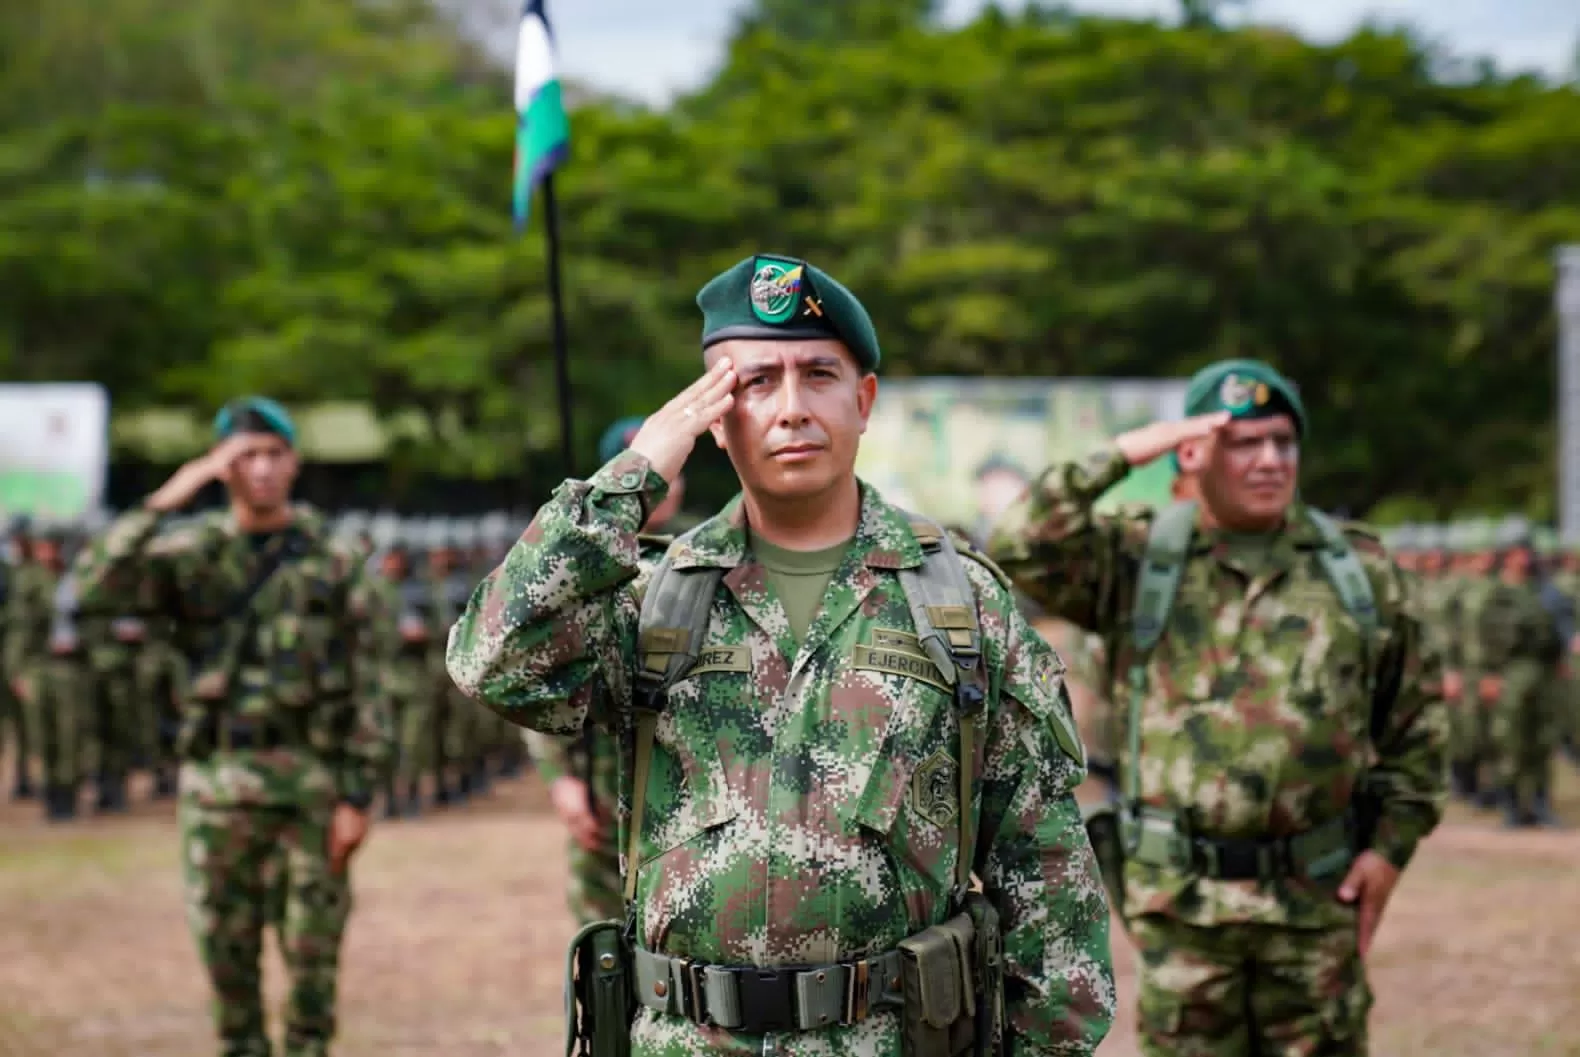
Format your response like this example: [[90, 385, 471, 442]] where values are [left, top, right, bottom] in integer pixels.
[[11, 766, 36, 801], [433, 779, 454, 807], [1499, 787, 1530, 829], [497, 752, 523, 779], [99, 773, 130, 814], [455, 769, 475, 803], [1448, 761, 1472, 800], [44, 785, 78, 823], [152, 766, 177, 800], [471, 761, 492, 797], [1530, 785, 1563, 829], [403, 781, 424, 818]]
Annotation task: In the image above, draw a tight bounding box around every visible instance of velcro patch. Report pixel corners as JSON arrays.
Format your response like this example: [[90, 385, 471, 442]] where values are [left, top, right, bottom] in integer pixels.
[[852, 644, 949, 692], [689, 645, 750, 676], [870, 627, 921, 652]]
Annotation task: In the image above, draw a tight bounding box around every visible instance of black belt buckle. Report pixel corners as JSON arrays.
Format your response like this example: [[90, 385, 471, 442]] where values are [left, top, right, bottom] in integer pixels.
[[734, 967, 799, 1035]]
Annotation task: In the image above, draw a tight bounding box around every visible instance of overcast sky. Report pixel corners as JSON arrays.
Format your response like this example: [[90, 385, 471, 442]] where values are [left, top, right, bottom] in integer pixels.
[[535, 0, 1576, 103]]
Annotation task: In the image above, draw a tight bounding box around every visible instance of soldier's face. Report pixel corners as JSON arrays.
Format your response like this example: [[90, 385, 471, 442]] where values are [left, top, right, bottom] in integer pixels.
[[1193, 415, 1298, 530], [708, 339, 876, 503], [227, 433, 297, 513], [974, 469, 1030, 524], [34, 539, 60, 565]]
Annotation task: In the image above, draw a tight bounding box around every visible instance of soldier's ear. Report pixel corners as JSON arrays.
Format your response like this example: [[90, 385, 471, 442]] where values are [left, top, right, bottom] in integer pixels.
[[709, 421, 728, 450], [1177, 438, 1206, 474]]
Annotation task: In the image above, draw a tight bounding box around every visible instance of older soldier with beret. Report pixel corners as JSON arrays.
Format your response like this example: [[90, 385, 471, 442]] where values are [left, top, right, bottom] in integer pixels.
[[989, 358, 1446, 1057], [450, 255, 1114, 1055]]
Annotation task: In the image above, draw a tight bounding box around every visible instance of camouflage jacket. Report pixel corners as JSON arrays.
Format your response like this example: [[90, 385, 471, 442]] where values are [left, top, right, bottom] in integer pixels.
[[73, 505, 392, 809], [1479, 579, 1561, 702], [3, 561, 80, 677], [1449, 576, 1496, 675], [447, 451, 1115, 1056], [369, 573, 428, 700], [987, 447, 1447, 930]]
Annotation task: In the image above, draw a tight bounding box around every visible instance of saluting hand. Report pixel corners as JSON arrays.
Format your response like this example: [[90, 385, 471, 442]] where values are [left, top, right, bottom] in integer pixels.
[[628, 356, 737, 484], [145, 435, 253, 514], [1114, 412, 1232, 467]]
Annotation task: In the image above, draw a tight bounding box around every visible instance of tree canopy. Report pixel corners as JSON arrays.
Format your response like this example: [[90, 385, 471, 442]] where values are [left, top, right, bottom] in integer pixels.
[[2, 0, 1577, 517]]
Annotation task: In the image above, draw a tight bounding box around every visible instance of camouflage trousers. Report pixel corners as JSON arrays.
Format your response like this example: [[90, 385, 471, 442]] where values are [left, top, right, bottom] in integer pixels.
[[0, 678, 30, 785], [25, 656, 92, 790], [568, 834, 623, 926], [393, 692, 434, 789], [92, 662, 143, 780], [179, 800, 353, 1057], [1488, 662, 1562, 810], [1133, 914, 1371, 1057]]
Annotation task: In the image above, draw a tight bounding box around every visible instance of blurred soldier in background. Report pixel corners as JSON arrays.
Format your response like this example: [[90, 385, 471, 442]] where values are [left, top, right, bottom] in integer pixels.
[[1479, 519, 1566, 827], [5, 522, 92, 821], [1, 516, 36, 800]]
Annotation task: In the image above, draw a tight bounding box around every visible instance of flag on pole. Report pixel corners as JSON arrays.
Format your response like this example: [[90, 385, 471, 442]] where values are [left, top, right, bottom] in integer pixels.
[[513, 0, 569, 229]]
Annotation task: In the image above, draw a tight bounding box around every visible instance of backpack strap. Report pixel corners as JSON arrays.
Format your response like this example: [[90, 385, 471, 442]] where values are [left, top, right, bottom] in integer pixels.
[[1125, 502, 1197, 808], [1305, 508, 1381, 732], [899, 515, 987, 903], [624, 530, 724, 906]]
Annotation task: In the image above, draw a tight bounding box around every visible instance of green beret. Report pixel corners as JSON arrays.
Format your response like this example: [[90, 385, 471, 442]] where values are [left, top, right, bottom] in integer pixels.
[[1184, 359, 1307, 437], [213, 396, 297, 446], [599, 416, 646, 464], [696, 254, 881, 372]]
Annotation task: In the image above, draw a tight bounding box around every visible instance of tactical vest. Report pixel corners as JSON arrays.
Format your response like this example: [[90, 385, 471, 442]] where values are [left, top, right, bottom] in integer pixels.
[[1121, 502, 1380, 869], [622, 514, 988, 908]]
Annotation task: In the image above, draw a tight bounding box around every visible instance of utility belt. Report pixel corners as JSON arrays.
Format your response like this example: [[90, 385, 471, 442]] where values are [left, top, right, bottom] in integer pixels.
[[633, 948, 905, 1034], [568, 893, 1004, 1057], [1122, 806, 1356, 883]]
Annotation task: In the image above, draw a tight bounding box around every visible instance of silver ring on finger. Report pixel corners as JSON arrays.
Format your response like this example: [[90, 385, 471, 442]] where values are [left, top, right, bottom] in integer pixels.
[[683, 406, 696, 419]]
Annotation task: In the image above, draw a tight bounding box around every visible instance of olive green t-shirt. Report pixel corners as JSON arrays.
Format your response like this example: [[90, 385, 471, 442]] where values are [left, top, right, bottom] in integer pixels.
[[750, 534, 852, 647]]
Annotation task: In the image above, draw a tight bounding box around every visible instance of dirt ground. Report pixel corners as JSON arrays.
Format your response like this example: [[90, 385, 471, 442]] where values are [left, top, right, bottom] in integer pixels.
[[1, 763, 1577, 1057]]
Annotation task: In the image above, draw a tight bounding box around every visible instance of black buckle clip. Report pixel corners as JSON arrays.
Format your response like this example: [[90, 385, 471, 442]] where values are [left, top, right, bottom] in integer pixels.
[[734, 967, 799, 1034], [675, 959, 708, 1024]]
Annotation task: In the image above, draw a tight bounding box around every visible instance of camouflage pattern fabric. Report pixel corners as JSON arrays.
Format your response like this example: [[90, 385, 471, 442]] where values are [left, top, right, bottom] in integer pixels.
[[1133, 914, 1370, 1057], [85, 618, 144, 796], [1479, 580, 1562, 815], [179, 801, 352, 1057], [446, 451, 1115, 1056], [74, 505, 391, 1057], [986, 446, 1447, 929], [1447, 575, 1496, 777], [524, 727, 624, 924], [5, 562, 91, 798]]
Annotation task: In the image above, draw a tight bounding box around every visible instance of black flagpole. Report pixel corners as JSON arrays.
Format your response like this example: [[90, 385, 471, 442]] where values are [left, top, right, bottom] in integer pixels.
[[541, 171, 574, 481]]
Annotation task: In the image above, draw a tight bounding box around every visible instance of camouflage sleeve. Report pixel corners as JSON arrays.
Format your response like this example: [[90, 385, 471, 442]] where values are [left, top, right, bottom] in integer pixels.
[[73, 507, 175, 615], [445, 450, 665, 734], [986, 446, 1139, 634], [2, 571, 35, 675], [1362, 543, 1448, 873], [969, 561, 1115, 1056], [329, 553, 395, 803], [523, 730, 575, 785]]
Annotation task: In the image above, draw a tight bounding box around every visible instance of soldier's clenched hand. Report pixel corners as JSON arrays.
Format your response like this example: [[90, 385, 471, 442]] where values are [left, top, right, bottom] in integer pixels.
[[549, 776, 604, 852], [1338, 850, 1401, 959], [328, 803, 371, 876], [1114, 412, 1231, 467], [145, 436, 253, 513], [628, 356, 737, 483]]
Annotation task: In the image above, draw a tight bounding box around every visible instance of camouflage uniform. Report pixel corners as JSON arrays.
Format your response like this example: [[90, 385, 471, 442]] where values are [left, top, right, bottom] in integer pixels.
[[0, 545, 36, 799], [83, 609, 146, 811], [137, 616, 185, 798], [74, 505, 392, 1057], [374, 548, 432, 816], [424, 545, 476, 805], [1446, 560, 1496, 798], [447, 453, 1115, 1056], [988, 446, 1446, 1057], [1479, 571, 1563, 825], [5, 548, 92, 819]]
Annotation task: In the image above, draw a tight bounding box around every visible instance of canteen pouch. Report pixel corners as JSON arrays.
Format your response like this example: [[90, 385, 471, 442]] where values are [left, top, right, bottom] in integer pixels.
[[565, 920, 634, 1057], [1081, 799, 1127, 917], [898, 910, 978, 1057]]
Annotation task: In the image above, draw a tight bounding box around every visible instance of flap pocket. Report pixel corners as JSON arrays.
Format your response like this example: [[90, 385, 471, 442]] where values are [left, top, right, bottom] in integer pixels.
[[898, 912, 975, 1030]]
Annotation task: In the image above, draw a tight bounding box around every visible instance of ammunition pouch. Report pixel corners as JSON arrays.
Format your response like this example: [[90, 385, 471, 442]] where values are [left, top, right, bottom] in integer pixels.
[[565, 919, 634, 1057], [899, 894, 1005, 1057]]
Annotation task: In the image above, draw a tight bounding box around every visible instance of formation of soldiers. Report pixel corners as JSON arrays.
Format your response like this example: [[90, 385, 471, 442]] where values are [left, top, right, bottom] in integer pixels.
[[1387, 517, 1580, 827], [0, 509, 534, 822]]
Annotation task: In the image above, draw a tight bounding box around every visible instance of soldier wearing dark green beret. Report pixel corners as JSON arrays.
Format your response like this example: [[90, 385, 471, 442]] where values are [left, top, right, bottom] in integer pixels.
[[987, 357, 1447, 1057], [449, 254, 1113, 1056]]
